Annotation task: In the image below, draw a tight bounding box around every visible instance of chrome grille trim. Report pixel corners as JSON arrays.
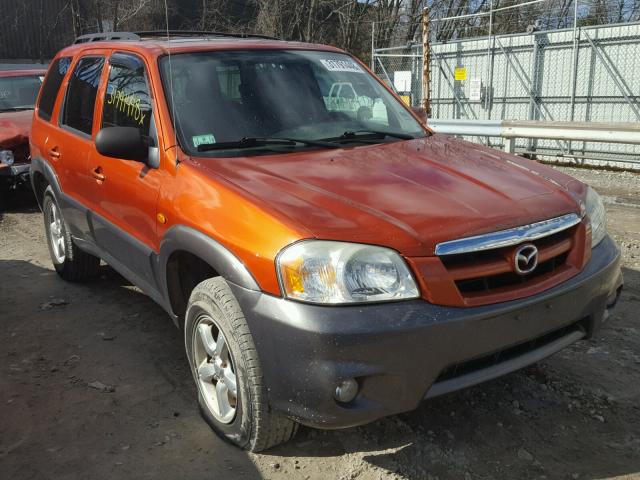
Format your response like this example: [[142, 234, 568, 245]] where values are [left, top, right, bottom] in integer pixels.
[[435, 213, 581, 256]]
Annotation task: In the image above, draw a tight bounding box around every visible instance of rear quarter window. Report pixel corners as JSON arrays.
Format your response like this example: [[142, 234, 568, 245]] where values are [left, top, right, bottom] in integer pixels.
[[38, 57, 72, 122]]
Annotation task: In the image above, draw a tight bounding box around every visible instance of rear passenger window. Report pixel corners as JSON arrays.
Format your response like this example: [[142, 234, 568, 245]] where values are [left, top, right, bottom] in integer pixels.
[[38, 57, 71, 121], [62, 56, 105, 135], [102, 54, 152, 136]]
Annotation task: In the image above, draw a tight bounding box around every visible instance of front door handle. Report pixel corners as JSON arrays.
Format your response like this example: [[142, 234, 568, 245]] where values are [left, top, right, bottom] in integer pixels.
[[91, 167, 106, 183], [48, 147, 61, 159]]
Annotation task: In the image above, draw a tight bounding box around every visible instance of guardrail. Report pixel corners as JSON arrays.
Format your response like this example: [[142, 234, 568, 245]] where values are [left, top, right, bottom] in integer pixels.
[[427, 119, 640, 168], [428, 119, 640, 148]]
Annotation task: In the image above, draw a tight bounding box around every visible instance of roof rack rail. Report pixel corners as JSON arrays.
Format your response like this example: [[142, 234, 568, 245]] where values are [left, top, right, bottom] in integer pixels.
[[134, 30, 280, 40], [73, 31, 280, 45], [74, 32, 140, 44]]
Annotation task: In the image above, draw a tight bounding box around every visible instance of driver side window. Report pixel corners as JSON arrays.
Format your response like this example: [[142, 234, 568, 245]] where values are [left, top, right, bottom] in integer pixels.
[[102, 53, 152, 137]]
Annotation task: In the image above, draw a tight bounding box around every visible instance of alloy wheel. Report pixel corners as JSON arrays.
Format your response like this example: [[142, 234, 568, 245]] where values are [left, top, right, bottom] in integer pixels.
[[192, 314, 238, 424], [48, 202, 66, 264]]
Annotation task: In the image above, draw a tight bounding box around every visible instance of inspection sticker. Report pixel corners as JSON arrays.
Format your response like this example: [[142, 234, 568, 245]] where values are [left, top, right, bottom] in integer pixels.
[[320, 59, 363, 73], [192, 134, 216, 148]]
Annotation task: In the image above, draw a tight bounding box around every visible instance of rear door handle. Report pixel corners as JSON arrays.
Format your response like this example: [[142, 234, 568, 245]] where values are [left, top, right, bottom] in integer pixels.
[[48, 147, 61, 159], [91, 167, 106, 182]]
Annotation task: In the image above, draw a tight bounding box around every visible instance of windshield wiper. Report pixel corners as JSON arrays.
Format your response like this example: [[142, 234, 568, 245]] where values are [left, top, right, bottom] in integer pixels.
[[197, 136, 341, 152], [341, 130, 415, 141], [318, 129, 415, 144]]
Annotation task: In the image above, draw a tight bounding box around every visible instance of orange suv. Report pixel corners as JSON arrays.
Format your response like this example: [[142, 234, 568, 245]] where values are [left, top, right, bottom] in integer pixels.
[[30, 31, 623, 451]]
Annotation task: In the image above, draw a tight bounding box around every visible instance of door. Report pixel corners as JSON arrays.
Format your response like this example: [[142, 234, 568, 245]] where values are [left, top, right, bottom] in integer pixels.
[[87, 52, 162, 288], [41, 55, 106, 240]]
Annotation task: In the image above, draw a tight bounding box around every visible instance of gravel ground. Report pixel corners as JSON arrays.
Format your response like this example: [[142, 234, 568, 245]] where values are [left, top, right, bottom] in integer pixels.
[[1, 166, 639, 480]]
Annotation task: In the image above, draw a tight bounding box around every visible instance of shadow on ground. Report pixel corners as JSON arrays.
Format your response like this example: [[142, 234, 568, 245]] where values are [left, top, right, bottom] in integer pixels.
[[0, 259, 262, 480], [0, 184, 39, 216]]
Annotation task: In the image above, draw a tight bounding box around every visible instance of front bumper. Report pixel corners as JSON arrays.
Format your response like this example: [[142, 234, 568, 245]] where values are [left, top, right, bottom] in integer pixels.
[[231, 235, 623, 429]]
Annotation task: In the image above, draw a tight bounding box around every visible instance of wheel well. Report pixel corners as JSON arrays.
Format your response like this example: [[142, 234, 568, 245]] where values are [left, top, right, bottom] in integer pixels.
[[166, 251, 218, 323], [32, 172, 49, 207]]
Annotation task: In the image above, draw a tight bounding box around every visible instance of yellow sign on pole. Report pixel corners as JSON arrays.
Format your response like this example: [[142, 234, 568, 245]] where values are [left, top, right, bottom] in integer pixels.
[[454, 67, 467, 81]]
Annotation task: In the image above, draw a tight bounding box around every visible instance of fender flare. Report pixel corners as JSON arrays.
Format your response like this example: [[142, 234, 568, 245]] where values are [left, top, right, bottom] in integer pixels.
[[30, 156, 63, 209], [158, 225, 261, 297]]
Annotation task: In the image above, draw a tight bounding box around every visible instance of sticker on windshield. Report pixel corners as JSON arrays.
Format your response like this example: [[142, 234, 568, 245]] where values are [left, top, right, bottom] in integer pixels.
[[319, 59, 363, 74], [192, 134, 216, 148]]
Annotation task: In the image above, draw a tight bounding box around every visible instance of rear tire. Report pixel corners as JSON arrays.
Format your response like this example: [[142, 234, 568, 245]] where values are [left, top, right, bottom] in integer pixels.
[[185, 277, 298, 452], [43, 186, 100, 281]]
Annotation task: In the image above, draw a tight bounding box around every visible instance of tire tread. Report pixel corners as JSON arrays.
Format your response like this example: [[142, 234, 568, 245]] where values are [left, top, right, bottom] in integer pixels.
[[188, 277, 298, 452], [43, 187, 100, 282]]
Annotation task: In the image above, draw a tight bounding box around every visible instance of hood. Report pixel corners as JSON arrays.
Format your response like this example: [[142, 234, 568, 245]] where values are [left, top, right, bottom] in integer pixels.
[[0, 110, 33, 149], [193, 134, 585, 256]]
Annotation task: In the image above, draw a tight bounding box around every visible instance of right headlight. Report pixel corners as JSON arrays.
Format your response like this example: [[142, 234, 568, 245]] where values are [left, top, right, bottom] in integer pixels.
[[277, 240, 419, 304], [0, 149, 14, 166], [585, 186, 606, 247]]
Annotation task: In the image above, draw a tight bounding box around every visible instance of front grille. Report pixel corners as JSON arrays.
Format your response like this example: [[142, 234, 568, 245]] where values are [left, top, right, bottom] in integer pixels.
[[455, 253, 569, 294], [434, 320, 585, 383], [429, 218, 586, 306], [442, 228, 574, 297]]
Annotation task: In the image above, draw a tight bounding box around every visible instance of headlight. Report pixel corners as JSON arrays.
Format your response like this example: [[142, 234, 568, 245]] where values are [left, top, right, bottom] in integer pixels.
[[277, 240, 420, 304], [585, 186, 606, 247], [0, 149, 14, 166]]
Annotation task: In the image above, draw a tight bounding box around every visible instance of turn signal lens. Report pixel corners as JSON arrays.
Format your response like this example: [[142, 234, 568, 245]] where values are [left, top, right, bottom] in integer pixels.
[[585, 186, 607, 247]]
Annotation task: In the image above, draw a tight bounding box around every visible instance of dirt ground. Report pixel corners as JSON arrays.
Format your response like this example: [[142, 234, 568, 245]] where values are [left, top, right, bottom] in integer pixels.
[[1, 165, 639, 480]]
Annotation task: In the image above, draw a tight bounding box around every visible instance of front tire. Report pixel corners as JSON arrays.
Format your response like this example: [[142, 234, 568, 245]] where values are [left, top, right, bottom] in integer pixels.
[[43, 186, 100, 281], [185, 277, 298, 452]]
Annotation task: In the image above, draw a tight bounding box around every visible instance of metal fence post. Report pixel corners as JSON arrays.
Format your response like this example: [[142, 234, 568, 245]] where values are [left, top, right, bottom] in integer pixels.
[[568, 0, 580, 156], [422, 8, 430, 114], [484, 0, 494, 116], [504, 137, 516, 153], [529, 34, 540, 154], [569, 0, 579, 121], [370, 21, 375, 71]]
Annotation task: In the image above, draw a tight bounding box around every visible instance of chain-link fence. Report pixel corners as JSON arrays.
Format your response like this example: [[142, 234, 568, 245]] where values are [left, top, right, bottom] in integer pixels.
[[371, 44, 424, 108], [373, 0, 640, 167]]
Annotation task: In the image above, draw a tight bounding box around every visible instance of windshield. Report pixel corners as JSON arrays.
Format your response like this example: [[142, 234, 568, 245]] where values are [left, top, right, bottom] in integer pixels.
[[0, 75, 43, 112], [159, 50, 426, 156]]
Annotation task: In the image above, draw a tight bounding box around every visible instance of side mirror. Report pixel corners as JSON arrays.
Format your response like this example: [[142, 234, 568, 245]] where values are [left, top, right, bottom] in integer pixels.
[[96, 127, 148, 162], [411, 106, 428, 123]]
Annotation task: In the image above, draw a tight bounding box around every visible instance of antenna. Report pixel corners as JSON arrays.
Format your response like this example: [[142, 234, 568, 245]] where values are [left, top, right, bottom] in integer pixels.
[[164, 0, 180, 165]]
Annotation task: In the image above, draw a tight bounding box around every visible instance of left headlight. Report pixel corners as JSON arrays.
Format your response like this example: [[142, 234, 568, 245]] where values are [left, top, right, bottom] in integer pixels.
[[585, 186, 606, 247], [0, 149, 14, 166], [277, 240, 420, 304]]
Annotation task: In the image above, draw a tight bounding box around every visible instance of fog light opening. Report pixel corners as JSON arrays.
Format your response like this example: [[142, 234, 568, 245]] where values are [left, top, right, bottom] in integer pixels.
[[334, 378, 359, 404]]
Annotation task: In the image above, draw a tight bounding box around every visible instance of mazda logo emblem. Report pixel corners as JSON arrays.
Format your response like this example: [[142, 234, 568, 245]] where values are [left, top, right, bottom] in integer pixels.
[[514, 244, 538, 275]]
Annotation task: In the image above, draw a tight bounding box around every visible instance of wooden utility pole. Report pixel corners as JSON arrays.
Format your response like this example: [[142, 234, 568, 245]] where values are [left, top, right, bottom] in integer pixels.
[[421, 7, 430, 115]]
